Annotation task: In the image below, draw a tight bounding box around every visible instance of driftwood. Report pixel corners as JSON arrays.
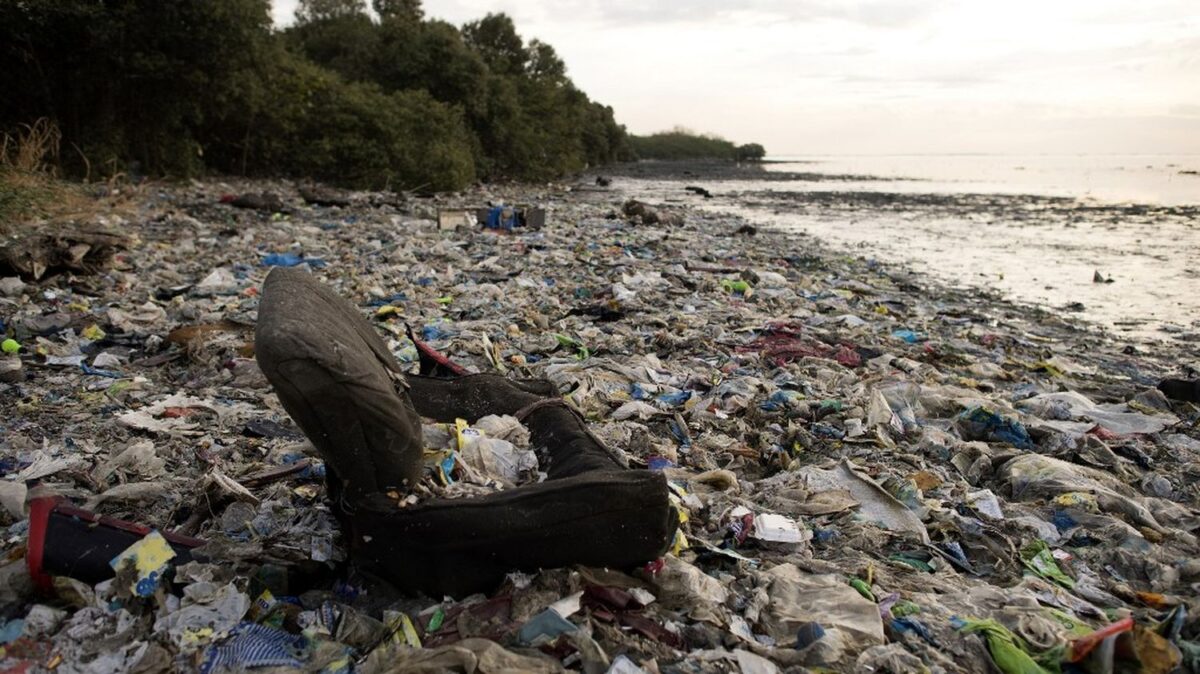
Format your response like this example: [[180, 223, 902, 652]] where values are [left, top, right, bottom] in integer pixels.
[[621, 199, 683, 226], [222, 191, 288, 212], [299, 185, 351, 207], [0, 224, 130, 279]]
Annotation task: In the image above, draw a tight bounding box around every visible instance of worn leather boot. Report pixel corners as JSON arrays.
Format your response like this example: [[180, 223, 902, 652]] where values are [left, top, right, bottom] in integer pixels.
[[255, 267, 425, 508], [255, 268, 676, 597]]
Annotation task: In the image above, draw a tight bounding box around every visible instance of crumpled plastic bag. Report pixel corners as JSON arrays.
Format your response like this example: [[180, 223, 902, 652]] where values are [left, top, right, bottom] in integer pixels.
[[1000, 454, 1165, 532], [93, 440, 165, 482], [757, 563, 884, 663], [361, 637, 565, 673], [798, 459, 929, 542], [472, 414, 531, 447], [54, 607, 171, 674], [647, 555, 728, 623], [154, 581, 250, 649], [458, 434, 538, 485], [956, 406, 1034, 449], [1017, 391, 1178, 436]]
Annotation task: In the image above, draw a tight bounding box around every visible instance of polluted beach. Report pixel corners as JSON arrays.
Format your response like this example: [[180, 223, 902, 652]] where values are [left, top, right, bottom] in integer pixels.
[[2, 2, 1200, 674]]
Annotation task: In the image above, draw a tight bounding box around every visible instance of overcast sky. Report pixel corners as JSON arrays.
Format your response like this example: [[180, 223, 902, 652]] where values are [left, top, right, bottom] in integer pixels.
[[272, 0, 1200, 155]]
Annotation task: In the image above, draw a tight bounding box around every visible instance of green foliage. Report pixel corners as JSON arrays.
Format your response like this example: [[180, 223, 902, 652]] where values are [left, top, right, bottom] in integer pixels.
[[462, 13, 527, 78], [629, 129, 736, 161], [284, 10, 379, 82], [373, 0, 423, 21], [205, 51, 475, 191], [296, 0, 368, 22], [1, 1, 629, 191], [286, 7, 629, 181], [1, 0, 270, 177], [736, 143, 767, 161], [629, 129, 767, 161]]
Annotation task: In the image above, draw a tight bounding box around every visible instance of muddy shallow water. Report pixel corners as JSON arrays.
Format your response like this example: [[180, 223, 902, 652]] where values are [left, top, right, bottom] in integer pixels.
[[613, 160, 1200, 350]]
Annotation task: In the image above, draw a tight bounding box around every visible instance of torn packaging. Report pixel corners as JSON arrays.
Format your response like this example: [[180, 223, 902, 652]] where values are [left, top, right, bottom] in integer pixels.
[[255, 268, 676, 597]]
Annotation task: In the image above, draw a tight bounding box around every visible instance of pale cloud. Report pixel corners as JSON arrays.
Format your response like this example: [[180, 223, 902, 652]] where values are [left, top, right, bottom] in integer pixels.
[[272, 0, 1200, 154]]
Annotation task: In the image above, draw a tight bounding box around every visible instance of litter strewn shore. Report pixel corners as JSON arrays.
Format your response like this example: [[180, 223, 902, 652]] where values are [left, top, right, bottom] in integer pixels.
[[1, 169, 1198, 673]]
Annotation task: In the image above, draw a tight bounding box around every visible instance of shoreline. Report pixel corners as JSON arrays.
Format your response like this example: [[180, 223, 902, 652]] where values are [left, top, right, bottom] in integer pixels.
[[606, 163, 1200, 351]]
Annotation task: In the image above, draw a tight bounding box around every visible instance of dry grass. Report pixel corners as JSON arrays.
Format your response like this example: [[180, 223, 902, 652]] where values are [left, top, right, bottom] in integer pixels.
[[1, 117, 61, 173], [0, 118, 132, 236]]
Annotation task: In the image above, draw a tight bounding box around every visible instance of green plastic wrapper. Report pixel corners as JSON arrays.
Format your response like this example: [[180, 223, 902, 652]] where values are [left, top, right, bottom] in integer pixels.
[[958, 618, 1054, 674], [1019, 540, 1075, 589]]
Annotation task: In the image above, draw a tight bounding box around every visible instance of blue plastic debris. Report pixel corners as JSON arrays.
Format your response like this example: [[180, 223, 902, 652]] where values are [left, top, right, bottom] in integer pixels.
[[891, 617, 938, 645], [956, 406, 1034, 449], [439, 454, 456, 484], [0, 619, 24, 645], [282, 454, 327, 480], [261, 252, 303, 267], [760, 390, 804, 412], [261, 253, 327, 268], [795, 622, 826, 649], [812, 528, 840, 544], [941, 541, 973, 570], [811, 423, 846, 439], [80, 363, 121, 378], [485, 206, 519, 231], [421, 324, 454, 341], [200, 623, 309, 674], [891, 329, 921, 344], [647, 456, 676, 471], [517, 609, 577, 645], [1051, 510, 1077, 532], [656, 390, 692, 407], [668, 418, 691, 449], [365, 293, 407, 307]]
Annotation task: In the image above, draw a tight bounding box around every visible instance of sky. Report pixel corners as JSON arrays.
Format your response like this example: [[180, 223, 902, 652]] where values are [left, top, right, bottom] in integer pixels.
[[271, 0, 1200, 155]]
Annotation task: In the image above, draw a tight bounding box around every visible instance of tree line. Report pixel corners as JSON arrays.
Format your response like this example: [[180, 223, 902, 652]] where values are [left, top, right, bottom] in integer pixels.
[[0, 0, 634, 191], [629, 129, 766, 162]]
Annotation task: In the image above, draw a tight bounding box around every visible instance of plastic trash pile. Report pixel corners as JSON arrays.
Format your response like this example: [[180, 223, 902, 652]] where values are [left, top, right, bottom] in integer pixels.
[[0, 177, 1198, 673]]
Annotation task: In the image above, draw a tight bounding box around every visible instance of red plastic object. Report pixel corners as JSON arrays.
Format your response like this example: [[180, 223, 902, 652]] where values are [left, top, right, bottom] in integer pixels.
[[26, 495, 205, 592], [407, 324, 471, 376], [1067, 616, 1135, 663]]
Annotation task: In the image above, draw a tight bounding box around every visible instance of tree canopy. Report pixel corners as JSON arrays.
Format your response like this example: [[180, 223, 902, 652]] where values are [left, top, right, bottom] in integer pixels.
[[0, 0, 633, 190]]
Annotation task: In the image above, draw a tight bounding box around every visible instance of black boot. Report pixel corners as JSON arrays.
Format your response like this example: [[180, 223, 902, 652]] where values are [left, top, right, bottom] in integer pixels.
[[256, 268, 425, 506], [255, 268, 676, 597], [1158, 378, 1200, 404]]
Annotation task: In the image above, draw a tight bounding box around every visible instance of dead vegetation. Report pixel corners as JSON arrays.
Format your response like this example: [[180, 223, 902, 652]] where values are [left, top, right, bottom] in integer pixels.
[[1, 119, 136, 277], [0, 118, 137, 235]]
